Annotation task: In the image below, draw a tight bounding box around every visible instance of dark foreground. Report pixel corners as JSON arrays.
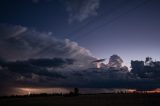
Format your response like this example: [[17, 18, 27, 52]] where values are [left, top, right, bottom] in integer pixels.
[[0, 93, 160, 106]]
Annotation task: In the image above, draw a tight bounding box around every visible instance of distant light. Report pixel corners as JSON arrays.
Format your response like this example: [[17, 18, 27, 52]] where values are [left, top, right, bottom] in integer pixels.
[[28, 91, 31, 96], [18, 87, 70, 95], [96, 63, 101, 68]]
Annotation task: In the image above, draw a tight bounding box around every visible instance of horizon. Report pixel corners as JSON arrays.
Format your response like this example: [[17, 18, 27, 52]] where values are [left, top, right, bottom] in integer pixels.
[[1, 87, 160, 97]]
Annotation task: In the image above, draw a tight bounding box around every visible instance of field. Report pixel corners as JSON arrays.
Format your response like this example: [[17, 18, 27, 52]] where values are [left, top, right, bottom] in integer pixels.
[[0, 93, 160, 106]]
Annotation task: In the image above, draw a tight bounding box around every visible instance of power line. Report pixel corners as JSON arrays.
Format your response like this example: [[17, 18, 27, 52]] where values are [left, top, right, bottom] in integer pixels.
[[73, 0, 152, 40], [33, 0, 151, 57], [68, 0, 130, 35], [63, 0, 132, 39]]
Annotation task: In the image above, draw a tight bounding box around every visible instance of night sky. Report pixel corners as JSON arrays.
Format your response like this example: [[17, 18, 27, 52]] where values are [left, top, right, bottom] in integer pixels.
[[0, 0, 160, 95]]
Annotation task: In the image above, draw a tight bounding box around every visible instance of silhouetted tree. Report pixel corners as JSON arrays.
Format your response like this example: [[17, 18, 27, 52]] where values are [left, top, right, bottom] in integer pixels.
[[74, 88, 79, 96]]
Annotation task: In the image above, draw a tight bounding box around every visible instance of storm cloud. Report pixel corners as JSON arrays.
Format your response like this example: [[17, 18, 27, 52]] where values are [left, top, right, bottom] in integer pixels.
[[0, 23, 96, 94], [0, 58, 71, 84], [1, 60, 159, 93], [0, 24, 160, 96], [0, 24, 96, 69]]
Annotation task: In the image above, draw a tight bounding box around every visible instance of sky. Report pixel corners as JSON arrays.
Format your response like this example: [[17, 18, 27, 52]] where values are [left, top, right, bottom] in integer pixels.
[[0, 0, 160, 95], [1, 0, 160, 64]]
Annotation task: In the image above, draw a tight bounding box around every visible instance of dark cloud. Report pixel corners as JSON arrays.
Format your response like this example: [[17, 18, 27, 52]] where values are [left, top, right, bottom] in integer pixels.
[[0, 24, 96, 69], [0, 58, 72, 95], [131, 59, 160, 80], [65, 0, 100, 23], [28, 58, 74, 67], [0, 58, 160, 95], [0, 58, 70, 84]]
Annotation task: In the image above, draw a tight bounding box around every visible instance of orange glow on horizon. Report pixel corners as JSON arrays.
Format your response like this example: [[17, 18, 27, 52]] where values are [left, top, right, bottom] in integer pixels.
[[145, 88, 160, 94], [127, 89, 137, 93], [11, 88, 160, 96], [127, 88, 160, 94]]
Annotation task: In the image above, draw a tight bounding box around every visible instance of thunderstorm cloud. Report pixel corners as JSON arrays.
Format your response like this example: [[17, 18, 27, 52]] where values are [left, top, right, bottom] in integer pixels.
[[0, 24, 160, 95]]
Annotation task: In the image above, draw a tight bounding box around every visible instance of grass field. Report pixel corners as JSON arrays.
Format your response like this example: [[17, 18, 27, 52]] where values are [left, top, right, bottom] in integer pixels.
[[0, 93, 160, 106]]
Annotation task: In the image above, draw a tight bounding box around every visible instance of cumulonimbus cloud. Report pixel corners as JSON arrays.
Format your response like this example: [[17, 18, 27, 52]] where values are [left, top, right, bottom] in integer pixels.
[[0, 23, 96, 69], [0, 23, 160, 96]]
